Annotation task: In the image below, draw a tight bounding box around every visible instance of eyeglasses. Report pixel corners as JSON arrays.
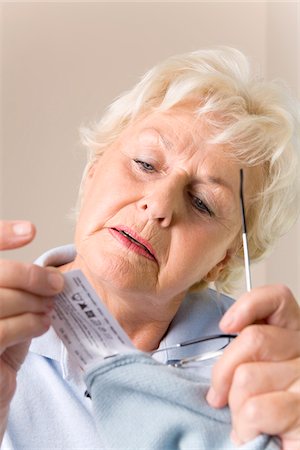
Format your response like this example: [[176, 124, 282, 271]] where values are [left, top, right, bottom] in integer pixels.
[[151, 170, 251, 369], [151, 333, 237, 368]]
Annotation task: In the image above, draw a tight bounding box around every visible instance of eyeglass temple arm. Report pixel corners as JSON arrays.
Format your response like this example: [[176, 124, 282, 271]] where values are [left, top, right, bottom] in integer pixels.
[[178, 333, 237, 347], [240, 169, 252, 292], [151, 334, 237, 355]]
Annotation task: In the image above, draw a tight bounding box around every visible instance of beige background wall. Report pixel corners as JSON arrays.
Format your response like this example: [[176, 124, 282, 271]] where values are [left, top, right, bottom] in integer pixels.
[[1, 1, 299, 299]]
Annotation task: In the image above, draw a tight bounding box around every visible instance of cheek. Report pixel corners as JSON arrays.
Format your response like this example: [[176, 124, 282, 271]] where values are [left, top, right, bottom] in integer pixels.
[[77, 176, 139, 238], [178, 227, 230, 276]]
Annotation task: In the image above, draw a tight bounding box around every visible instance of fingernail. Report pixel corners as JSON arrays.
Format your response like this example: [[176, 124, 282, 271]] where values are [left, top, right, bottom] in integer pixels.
[[13, 222, 32, 236], [47, 271, 64, 291], [206, 387, 221, 407]]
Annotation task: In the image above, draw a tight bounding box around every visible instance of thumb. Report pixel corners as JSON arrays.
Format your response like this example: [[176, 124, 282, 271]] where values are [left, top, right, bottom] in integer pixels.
[[0, 220, 36, 250]]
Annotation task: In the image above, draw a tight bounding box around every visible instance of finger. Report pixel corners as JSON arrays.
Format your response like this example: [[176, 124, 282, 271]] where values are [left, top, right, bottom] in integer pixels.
[[232, 391, 300, 447], [0, 261, 64, 295], [229, 359, 300, 415], [220, 285, 300, 333], [0, 221, 35, 250], [207, 325, 300, 408], [0, 313, 51, 354], [0, 341, 31, 373], [0, 289, 54, 318]]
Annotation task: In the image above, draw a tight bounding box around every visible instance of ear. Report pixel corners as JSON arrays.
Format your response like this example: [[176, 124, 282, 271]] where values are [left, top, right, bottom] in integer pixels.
[[87, 161, 98, 180], [203, 250, 232, 283], [78, 162, 99, 212], [82, 161, 98, 196]]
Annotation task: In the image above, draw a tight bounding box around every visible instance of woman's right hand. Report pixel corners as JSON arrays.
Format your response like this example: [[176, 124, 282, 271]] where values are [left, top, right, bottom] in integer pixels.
[[0, 221, 64, 439]]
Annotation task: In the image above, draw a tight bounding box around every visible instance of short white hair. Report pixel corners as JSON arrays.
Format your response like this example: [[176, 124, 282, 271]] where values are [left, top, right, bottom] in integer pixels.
[[79, 47, 300, 293]]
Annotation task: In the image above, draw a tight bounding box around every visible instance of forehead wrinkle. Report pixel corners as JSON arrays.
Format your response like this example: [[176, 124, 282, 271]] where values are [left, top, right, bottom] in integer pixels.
[[159, 114, 207, 155], [157, 129, 202, 156]]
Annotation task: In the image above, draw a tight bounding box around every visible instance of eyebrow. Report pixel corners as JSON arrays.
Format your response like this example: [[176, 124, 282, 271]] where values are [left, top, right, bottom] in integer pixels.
[[157, 132, 174, 152], [203, 175, 234, 194], [154, 129, 236, 198], [191, 173, 237, 209]]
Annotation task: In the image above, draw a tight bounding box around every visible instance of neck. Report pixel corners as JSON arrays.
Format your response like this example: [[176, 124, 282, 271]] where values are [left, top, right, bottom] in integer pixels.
[[59, 260, 185, 352]]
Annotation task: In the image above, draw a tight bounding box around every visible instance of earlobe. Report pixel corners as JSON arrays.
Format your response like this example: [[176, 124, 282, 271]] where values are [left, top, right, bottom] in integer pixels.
[[203, 266, 222, 283]]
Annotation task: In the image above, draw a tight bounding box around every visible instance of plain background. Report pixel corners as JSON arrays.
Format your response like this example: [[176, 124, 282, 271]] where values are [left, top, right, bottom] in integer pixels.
[[1, 1, 299, 299]]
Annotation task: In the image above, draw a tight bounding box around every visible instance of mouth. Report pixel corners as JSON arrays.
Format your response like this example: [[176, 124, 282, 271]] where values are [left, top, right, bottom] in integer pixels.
[[110, 227, 157, 263]]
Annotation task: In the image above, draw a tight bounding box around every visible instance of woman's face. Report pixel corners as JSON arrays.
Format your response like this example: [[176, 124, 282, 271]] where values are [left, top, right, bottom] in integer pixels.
[[75, 107, 243, 304]]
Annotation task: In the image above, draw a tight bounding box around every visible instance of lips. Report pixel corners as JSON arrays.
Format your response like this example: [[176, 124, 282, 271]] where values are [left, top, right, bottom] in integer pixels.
[[110, 226, 157, 262]]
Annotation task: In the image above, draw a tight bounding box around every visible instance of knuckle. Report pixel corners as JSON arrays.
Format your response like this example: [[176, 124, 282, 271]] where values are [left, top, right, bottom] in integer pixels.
[[242, 397, 262, 423], [233, 364, 254, 390], [240, 324, 266, 354], [240, 325, 265, 346]]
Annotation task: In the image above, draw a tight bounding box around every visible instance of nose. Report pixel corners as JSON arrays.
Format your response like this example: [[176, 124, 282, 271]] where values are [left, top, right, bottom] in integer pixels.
[[136, 175, 185, 227]]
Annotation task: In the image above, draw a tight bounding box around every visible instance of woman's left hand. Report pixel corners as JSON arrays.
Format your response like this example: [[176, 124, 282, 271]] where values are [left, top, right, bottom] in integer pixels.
[[206, 284, 300, 450]]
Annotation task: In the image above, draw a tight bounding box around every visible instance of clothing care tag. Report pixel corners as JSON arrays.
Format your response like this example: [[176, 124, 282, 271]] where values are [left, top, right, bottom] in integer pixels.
[[51, 270, 135, 369]]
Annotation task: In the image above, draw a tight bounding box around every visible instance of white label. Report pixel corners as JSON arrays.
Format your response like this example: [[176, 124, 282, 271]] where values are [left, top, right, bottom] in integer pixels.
[[51, 270, 135, 369]]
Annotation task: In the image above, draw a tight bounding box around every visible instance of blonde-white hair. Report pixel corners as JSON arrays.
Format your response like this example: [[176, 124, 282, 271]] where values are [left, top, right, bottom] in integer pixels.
[[79, 47, 300, 293]]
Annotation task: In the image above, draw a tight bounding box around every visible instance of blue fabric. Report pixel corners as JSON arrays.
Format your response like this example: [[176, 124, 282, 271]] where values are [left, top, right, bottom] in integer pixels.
[[2, 352, 101, 450], [86, 353, 281, 450], [2, 245, 269, 449]]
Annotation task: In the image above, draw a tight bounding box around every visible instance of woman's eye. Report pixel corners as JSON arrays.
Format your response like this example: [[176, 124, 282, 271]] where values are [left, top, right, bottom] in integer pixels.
[[191, 195, 212, 216], [134, 159, 156, 173]]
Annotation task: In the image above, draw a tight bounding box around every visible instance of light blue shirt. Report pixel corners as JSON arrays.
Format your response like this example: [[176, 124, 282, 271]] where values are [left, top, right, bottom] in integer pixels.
[[2, 244, 260, 450], [86, 352, 280, 450]]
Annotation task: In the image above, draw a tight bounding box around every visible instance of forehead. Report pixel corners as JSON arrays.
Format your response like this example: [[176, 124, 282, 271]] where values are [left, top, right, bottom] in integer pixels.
[[128, 107, 211, 149], [118, 107, 262, 202], [119, 108, 237, 189]]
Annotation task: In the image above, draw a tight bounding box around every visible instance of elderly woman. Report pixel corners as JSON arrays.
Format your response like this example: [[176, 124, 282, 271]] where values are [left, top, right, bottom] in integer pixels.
[[1, 47, 300, 449]]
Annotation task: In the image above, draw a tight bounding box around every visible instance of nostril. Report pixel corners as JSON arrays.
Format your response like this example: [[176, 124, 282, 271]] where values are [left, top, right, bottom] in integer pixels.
[[140, 203, 148, 211], [137, 195, 174, 226]]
